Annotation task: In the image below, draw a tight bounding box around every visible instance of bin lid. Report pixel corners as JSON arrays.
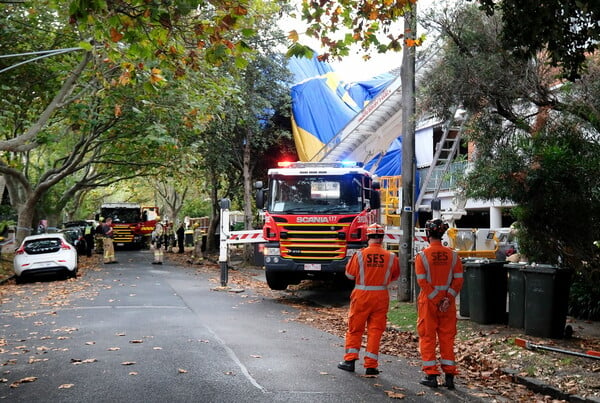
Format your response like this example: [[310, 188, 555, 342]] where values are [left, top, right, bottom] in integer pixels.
[[462, 258, 505, 268], [521, 264, 571, 274]]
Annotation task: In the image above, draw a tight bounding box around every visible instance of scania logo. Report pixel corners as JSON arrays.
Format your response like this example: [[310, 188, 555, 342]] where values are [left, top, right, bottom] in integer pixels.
[[296, 216, 337, 223]]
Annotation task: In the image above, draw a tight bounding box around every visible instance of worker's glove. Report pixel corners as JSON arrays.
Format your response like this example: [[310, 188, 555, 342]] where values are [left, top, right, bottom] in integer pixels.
[[438, 297, 450, 313]]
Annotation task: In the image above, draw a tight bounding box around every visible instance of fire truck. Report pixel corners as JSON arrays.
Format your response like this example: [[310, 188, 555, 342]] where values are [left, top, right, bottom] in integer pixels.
[[254, 161, 381, 290], [98, 203, 159, 248]]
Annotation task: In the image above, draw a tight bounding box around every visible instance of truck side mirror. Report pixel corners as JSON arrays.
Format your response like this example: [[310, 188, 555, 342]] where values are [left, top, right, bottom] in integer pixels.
[[255, 189, 265, 209], [370, 189, 381, 210]]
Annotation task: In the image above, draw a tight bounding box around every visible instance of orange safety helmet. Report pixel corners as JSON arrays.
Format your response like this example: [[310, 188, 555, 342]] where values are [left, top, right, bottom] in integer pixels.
[[366, 223, 385, 237]]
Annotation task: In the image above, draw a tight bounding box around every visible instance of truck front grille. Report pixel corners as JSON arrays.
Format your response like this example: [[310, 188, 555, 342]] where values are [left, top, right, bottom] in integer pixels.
[[112, 224, 134, 243], [278, 223, 348, 261]]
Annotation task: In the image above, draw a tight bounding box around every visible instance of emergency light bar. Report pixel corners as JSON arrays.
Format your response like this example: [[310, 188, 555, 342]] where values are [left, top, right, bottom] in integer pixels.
[[276, 161, 364, 169]]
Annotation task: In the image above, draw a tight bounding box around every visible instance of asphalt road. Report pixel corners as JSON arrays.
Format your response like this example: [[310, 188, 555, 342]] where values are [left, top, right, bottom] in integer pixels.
[[1, 250, 482, 402]]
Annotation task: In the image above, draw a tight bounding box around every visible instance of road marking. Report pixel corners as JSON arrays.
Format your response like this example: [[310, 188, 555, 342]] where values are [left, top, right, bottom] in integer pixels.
[[204, 324, 267, 393]]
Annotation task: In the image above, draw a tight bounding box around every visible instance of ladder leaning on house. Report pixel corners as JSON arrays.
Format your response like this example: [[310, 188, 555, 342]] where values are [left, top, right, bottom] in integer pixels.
[[414, 107, 469, 216]]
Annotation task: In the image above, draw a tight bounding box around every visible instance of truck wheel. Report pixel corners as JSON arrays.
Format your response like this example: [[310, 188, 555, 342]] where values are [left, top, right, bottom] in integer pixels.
[[266, 271, 289, 290]]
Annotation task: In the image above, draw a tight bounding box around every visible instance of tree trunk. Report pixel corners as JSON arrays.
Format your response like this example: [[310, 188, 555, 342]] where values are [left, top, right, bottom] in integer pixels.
[[242, 129, 253, 263], [15, 195, 38, 244], [206, 170, 220, 254]]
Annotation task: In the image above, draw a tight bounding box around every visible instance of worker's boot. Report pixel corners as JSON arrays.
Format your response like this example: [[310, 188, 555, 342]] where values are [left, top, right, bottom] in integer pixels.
[[444, 374, 455, 390], [420, 374, 438, 388], [365, 368, 380, 376], [337, 360, 356, 372]]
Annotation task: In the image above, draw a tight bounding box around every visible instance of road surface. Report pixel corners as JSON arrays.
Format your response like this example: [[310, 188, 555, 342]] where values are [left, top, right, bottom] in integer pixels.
[[0, 250, 482, 402]]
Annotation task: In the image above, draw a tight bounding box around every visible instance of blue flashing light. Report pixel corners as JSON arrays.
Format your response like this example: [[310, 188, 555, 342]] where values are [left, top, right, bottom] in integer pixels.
[[340, 160, 364, 168]]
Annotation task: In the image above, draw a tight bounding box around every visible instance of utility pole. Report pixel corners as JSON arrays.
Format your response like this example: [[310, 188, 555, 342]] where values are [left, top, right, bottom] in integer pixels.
[[398, 3, 417, 302]]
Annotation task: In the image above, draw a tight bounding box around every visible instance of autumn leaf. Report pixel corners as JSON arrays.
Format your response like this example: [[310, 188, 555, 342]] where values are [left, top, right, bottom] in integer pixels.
[[109, 27, 124, 42], [121, 361, 136, 366], [129, 339, 143, 344], [384, 390, 406, 399], [10, 377, 38, 388], [288, 30, 299, 42], [178, 368, 188, 374], [149, 68, 164, 84], [107, 347, 120, 351], [58, 384, 74, 389]]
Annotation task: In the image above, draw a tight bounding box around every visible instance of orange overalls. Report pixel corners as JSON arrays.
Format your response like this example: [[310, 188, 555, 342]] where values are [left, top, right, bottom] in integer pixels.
[[415, 239, 463, 376], [343, 243, 400, 369]]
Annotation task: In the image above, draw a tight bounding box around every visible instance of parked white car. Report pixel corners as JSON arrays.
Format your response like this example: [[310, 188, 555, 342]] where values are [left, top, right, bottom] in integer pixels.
[[13, 233, 78, 283]]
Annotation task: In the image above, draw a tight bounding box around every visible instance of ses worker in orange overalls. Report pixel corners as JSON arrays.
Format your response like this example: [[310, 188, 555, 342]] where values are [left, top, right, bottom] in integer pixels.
[[416, 219, 464, 389], [338, 223, 400, 376]]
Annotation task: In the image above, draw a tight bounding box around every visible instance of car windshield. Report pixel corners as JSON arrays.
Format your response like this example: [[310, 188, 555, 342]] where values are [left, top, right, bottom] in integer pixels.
[[268, 174, 363, 214]]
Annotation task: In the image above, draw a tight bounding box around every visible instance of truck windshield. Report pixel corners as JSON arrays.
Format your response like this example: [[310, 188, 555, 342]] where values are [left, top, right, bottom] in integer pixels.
[[269, 174, 363, 214], [101, 208, 140, 223]]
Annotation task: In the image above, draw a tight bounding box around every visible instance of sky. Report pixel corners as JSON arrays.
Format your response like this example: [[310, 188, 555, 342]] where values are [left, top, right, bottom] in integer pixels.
[[280, 0, 439, 82]]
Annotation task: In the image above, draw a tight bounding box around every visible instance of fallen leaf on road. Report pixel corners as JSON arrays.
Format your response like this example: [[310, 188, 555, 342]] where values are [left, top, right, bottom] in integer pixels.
[[129, 340, 143, 344], [178, 368, 188, 373], [224, 371, 234, 375], [129, 372, 138, 376], [250, 354, 261, 358], [85, 341, 95, 345], [58, 383, 74, 389], [71, 358, 97, 365], [153, 347, 162, 350], [107, 347, 120, 351], [121, 361, 136, 366], [385, 390, 406, 399], [116, 332, 126, 336], [10, 376, 38, 387]]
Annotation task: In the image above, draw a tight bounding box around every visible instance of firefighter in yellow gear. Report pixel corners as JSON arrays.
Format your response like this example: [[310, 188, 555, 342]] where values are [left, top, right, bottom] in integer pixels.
[[338, 223, 400, 376], [102, 217, 117, 264], [152, 217, 164, 265], [416, 219, 464, 390]]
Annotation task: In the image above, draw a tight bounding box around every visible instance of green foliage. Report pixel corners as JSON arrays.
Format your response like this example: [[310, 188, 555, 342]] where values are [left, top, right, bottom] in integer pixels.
[[569, 269, 600, 320], [465, 118, 600, 271], [477, 0, 600, 80]]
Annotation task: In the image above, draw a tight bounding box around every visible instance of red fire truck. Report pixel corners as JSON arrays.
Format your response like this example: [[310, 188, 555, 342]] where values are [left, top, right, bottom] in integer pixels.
[[98, 203, 159, 248], [255, 161, 381, 290]]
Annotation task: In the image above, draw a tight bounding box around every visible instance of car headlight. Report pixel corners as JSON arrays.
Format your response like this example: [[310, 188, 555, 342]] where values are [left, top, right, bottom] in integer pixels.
[[346, 248, 359, 257], [264, 247, 280, 256]]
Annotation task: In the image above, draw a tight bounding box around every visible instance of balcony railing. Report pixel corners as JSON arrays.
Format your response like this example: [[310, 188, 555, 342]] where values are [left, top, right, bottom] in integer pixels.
[[418, 161, 468, 193]]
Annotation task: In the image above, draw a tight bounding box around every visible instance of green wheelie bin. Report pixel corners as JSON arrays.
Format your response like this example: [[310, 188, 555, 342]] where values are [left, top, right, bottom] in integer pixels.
[[522, 265, 572, 338], [464, 259, 508, 325], [506, 263, 526, 329]]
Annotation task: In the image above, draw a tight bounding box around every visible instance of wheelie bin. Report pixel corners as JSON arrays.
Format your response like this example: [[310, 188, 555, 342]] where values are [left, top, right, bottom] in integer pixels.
[[506, 263, 526, 329], [522, 265, 572, 338], [464, 259, 508, 325], [459, 260, 471, 317]]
